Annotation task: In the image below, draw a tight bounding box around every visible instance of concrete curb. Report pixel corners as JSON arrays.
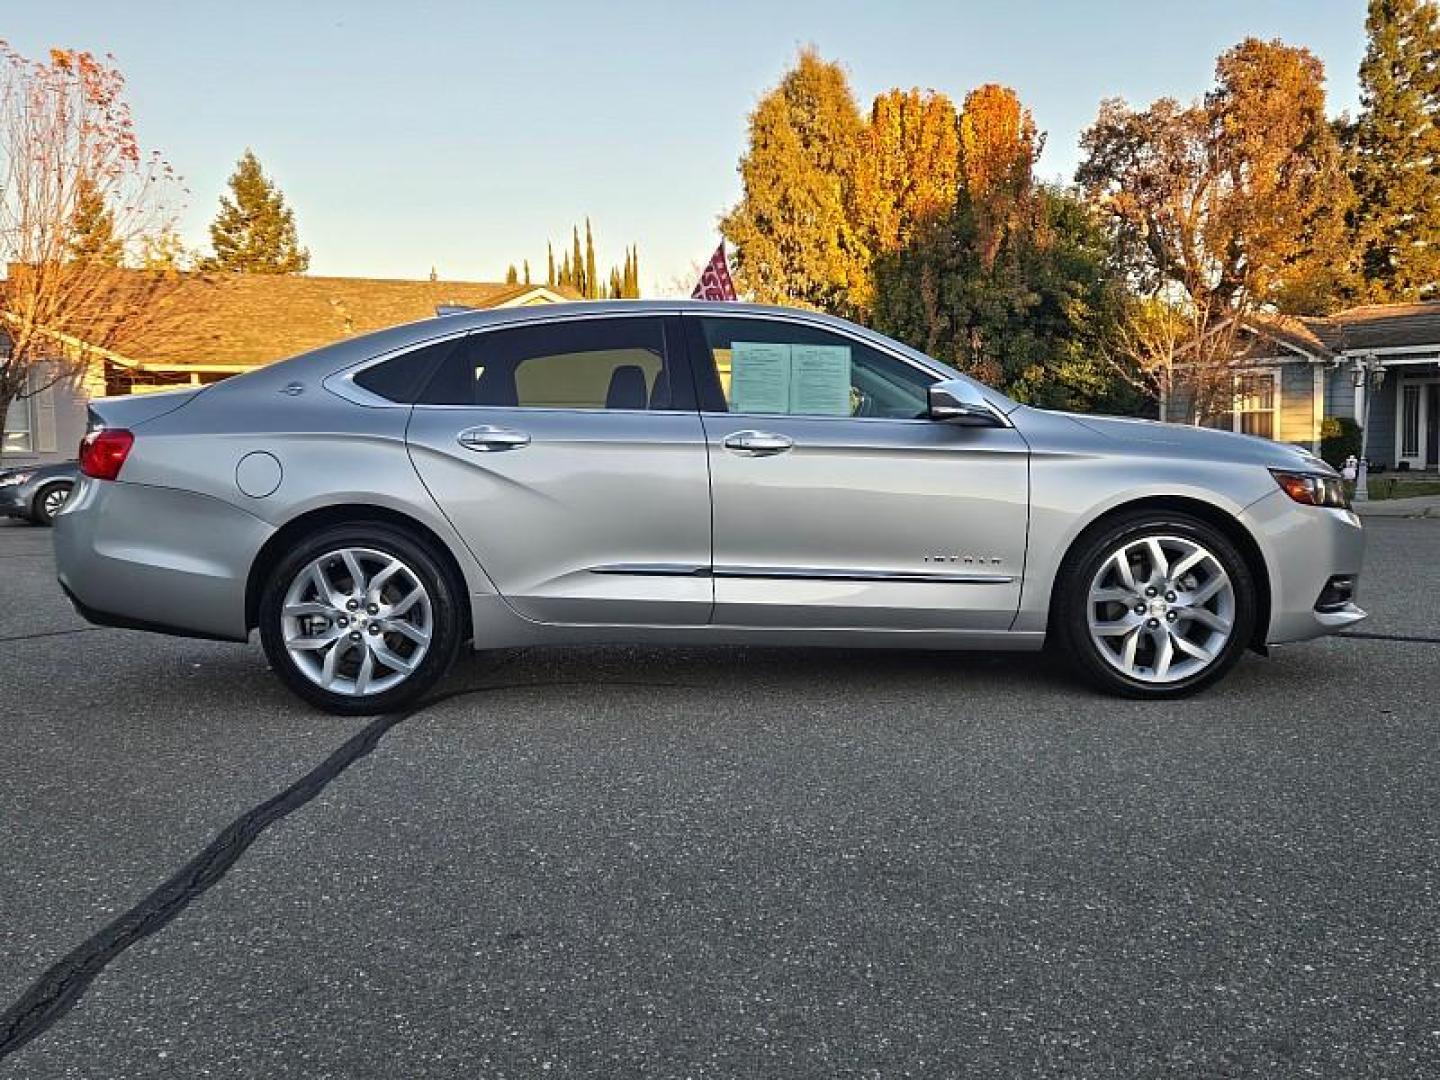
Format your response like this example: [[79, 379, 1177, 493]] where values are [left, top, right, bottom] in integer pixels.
[[1354, 495, 1440, 518]]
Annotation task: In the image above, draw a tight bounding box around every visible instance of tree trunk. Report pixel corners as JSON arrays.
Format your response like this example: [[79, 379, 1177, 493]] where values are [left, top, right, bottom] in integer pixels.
[[0, 389, 12, 465]]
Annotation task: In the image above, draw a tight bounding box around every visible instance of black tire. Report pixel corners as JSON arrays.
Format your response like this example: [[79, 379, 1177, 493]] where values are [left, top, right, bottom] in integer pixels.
[[1051, 511, 1257, 699], [259, 523, 464, 715], [31, 481, 73, 526]]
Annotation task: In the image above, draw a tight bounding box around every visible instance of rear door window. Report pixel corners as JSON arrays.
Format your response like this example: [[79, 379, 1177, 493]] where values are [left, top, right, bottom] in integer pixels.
[[418, 317, 690, 410]]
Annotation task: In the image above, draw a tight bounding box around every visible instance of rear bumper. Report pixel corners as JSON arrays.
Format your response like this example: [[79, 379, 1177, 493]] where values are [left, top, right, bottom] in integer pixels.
[[1243, 490, 1368, 644], [53, 478, 273, 642]]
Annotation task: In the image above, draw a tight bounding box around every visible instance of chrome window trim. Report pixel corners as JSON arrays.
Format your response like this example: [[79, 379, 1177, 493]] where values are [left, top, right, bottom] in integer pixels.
[[408, 404, 690, 417], [699, 410, 993, 429]]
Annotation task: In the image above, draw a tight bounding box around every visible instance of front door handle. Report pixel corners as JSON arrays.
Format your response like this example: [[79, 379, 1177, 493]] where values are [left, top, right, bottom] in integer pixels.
[[723, 430, 794, 456], [457, 425, 531, 452]]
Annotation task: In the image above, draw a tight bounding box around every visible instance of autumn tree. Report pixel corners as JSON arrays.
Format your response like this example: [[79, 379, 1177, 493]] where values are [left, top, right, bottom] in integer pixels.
[[872, 181, 1134, 413], [854, 88, 959, 257], [505, 263, 518, 284], [138, 227, 189, 271], [863, 82, 1135, 412], [721, 49, 870, 314], [958, 84, 1042, 271], [1, 43, 182, 459], [1077, 39, 1353, 420], [66, 174, 123, 264], [1348, 0, 1440, 300], [202, 149, 309, 273]]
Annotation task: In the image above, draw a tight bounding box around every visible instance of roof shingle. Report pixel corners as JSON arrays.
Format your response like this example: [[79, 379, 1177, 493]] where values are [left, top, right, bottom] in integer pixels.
[[94, 272, 576, 368]]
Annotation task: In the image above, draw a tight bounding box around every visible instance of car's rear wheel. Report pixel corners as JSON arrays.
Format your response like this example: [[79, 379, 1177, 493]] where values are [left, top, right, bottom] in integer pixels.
[[259, 525, 463, 715], [1054, 512, 1257, 698], [32, 481, 72, 526]]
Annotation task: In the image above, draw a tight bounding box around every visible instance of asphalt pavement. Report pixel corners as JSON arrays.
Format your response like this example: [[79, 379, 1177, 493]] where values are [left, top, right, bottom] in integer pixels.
[[1, 515, 1436, 1078]]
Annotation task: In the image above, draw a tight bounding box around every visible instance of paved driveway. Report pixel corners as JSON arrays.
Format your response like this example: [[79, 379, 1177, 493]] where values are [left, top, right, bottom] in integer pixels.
[[1, 516, 1437, 1078]]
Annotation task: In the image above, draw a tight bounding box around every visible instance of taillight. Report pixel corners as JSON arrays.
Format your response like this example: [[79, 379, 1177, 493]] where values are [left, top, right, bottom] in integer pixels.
[[79, 428, 135, 481]]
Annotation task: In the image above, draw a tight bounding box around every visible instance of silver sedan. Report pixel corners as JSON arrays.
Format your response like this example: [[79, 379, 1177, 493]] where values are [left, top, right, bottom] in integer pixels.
[[53, 302, 1365, 714]]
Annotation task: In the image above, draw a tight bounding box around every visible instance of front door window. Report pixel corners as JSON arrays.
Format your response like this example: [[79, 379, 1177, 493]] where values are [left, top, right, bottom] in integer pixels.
[[686, 316, 936, 419]]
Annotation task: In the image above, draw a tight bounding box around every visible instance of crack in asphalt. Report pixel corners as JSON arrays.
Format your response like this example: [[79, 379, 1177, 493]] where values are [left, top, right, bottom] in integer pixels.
[[0, 627, 104, 645], [0, 675, 697, 1064], [1337, 630, 1440, 645]]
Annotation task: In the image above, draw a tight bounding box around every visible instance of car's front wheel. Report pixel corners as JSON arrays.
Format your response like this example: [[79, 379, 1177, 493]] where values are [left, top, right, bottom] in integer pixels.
[[1054, 512, 1257, 698], [259, 524, 464, 715]]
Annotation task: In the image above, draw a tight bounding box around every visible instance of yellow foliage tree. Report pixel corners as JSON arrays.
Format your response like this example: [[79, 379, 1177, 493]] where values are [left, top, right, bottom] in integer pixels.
[[720, 49, 870, 314], [958, 84, 1042, 270], [855, 88, 959, 255]]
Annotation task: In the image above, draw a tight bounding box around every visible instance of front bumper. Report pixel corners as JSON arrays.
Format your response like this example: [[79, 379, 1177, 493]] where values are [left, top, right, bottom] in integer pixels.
[[0, 482, 33, 518], [53, 478, 274, 642], [1243, 489, 1368, 644]]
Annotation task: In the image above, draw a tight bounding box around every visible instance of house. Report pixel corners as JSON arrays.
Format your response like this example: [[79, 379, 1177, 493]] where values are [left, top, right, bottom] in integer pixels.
[[1159, 302, 1440, 470], [0, 274, 573, 468]]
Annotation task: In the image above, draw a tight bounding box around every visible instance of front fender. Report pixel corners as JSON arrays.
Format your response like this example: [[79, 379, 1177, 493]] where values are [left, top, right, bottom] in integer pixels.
[[1012, 452, 1276, 634]]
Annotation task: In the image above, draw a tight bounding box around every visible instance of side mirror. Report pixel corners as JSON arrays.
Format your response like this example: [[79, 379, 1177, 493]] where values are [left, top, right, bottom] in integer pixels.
[[927, 378, 999, 425]]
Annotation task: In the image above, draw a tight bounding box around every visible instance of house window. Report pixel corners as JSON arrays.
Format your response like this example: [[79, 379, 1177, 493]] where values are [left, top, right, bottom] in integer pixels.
[[3, 386, 33, 454], [1401, 384, 1421, 458], [1235, 372, 1277, 439]]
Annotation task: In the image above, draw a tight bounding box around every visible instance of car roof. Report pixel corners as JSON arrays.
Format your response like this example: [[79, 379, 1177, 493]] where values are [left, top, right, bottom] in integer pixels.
[[428, 299, 868, 331], [239, 299, 1018, 415]]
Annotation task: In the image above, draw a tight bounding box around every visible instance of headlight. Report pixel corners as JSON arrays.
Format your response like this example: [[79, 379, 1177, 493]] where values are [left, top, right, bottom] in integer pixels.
[[1271, 470, 1351, 509], [0, 470, 34, 487]]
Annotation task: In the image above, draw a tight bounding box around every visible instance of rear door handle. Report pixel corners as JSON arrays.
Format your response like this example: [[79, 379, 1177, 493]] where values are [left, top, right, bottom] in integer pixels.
[[457, 425, 531, 452], [722, 430, 794, 456]]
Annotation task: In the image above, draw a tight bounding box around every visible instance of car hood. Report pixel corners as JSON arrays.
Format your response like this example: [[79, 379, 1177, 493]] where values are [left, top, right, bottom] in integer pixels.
[[1053, 411, 1333, 473]]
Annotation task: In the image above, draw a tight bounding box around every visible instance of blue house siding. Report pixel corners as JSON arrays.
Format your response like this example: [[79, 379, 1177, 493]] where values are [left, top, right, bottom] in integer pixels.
[[1323, 367, 1357, 422], [1278, 362, 1318, 446], [1365, 376, 1397, 466]]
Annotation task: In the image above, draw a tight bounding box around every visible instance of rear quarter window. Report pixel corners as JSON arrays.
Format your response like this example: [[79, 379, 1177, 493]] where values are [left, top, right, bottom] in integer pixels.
[[352, 338, 459, 403]]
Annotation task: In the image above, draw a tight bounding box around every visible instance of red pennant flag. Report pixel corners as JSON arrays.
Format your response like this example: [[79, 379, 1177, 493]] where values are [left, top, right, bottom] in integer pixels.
[[691, 242, 737, 301]]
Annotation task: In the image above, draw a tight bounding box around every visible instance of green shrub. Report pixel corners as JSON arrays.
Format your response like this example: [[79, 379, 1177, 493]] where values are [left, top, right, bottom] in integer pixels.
[[1319, 416, 1363, 467]]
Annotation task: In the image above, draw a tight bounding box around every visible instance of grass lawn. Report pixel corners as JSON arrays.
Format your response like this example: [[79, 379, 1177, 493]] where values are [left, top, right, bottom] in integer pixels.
[[1348, 477, 1440, 501]]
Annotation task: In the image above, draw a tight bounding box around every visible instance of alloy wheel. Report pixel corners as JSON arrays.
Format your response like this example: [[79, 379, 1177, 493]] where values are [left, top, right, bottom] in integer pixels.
[[281, 547, 433, 697], [1086, 534, 1236, 684], [41, 485, 69, 520]]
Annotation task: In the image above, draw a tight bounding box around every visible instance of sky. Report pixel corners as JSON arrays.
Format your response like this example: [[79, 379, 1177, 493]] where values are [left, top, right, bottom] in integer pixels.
[[7, 0, 1369, 294]]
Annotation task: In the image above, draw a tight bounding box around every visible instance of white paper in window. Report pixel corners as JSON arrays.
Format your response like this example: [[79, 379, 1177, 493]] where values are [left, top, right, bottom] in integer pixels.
[[788, 344, 851, 416], [729, 341, 792, 413]]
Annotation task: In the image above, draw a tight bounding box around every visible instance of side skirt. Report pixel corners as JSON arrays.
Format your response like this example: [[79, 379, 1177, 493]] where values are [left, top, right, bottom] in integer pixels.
[[467, 593, 1044, 652]]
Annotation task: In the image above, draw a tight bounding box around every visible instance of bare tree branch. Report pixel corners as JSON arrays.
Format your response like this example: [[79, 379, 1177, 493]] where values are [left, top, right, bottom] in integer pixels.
[[1, 42, 184, 459]]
